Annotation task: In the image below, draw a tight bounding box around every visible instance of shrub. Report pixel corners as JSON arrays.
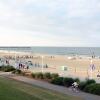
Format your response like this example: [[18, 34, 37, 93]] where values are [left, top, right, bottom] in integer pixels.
[[0, 66, 2, 70], [16, 69, 22, 74], [43, 72, 51, 79], [51, 73, 59, 79], [31, 73, 36, 78], [85, 79, 96, 85], [21, 72, 26, 76], [63, 77, 74, 87], [12, 70, 16, 74], [35, 72, 44, 79], [84, 83, 100, 95], [51, 77, 64, 85], [12, 69, 22, 74], [74, 78, 80, 83], [3, 66, 15, 72], [79, 82, 87, 90], [79, 79, 96, 91]]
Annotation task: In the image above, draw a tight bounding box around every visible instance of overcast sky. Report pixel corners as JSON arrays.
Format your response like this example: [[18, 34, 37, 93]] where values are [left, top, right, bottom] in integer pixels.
[[0, 0, 100, 46]]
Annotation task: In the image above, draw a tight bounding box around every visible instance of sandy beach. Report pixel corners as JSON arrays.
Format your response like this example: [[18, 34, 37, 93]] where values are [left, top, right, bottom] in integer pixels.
[[29, 54, 100, 81], [0, 50, 100, 82]]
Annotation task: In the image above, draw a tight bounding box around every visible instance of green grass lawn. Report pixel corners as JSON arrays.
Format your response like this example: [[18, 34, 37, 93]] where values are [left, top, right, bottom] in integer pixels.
[[0, 76, 83, 100]]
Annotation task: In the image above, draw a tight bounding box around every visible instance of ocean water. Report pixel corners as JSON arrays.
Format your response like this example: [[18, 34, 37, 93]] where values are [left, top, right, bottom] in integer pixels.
[[0, 47, 100, 56]]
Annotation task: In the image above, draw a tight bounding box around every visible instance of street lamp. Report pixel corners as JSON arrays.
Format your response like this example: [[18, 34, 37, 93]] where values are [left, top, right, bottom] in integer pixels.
[[41, 56, 44, 73], [14, 52, 17, 68], [90, 60, 93, 79]]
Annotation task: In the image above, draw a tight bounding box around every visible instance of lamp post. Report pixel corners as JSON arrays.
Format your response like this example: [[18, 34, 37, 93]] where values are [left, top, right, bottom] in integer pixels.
[[90, 60, 93, 79], [41, 56, 44, 73], [14, 52, 17, 68]]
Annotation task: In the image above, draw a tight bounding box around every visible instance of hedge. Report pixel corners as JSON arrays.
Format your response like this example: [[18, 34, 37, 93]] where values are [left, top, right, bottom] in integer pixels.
[[79, 79, 96, 91], [51, 77, 64, 85], [31, 72, 59, 80], [51, 73, 59, 79], [63, 77, 74, 87], [12, 69, 22, 74], [84, 83, 100, 95], [43, 72, 52, 79], [35, 72, 44, 79], [0, 65, 15, 72]]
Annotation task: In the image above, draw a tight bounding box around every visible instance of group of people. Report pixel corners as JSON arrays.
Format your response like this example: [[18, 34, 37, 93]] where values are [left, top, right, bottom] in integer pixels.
[[17, 63, 29, 70], [4, 55, 34, 60], [32, 62, 48, 68], [0, 55, 49, 71], [0, 56, 30, 70], [0, 58, 10, 65]]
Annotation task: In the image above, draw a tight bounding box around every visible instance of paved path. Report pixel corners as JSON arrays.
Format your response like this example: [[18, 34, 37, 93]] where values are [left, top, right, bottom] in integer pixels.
[[0, 72, 100, 100]]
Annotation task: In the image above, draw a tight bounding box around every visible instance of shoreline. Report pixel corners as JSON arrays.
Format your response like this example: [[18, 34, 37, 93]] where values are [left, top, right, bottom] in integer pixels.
[[0, 49, 100, 58]]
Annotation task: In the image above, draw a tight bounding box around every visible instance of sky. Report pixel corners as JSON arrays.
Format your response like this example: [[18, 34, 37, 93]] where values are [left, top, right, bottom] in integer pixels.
[[0, 0, 100, 47]]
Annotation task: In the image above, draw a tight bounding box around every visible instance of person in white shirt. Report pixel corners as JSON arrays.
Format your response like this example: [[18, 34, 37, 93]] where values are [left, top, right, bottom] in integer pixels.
[[72, 82, 79, 92]]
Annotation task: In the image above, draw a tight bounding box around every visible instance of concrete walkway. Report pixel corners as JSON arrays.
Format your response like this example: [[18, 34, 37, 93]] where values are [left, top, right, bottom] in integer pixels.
[[0, 72, 100, 100]]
